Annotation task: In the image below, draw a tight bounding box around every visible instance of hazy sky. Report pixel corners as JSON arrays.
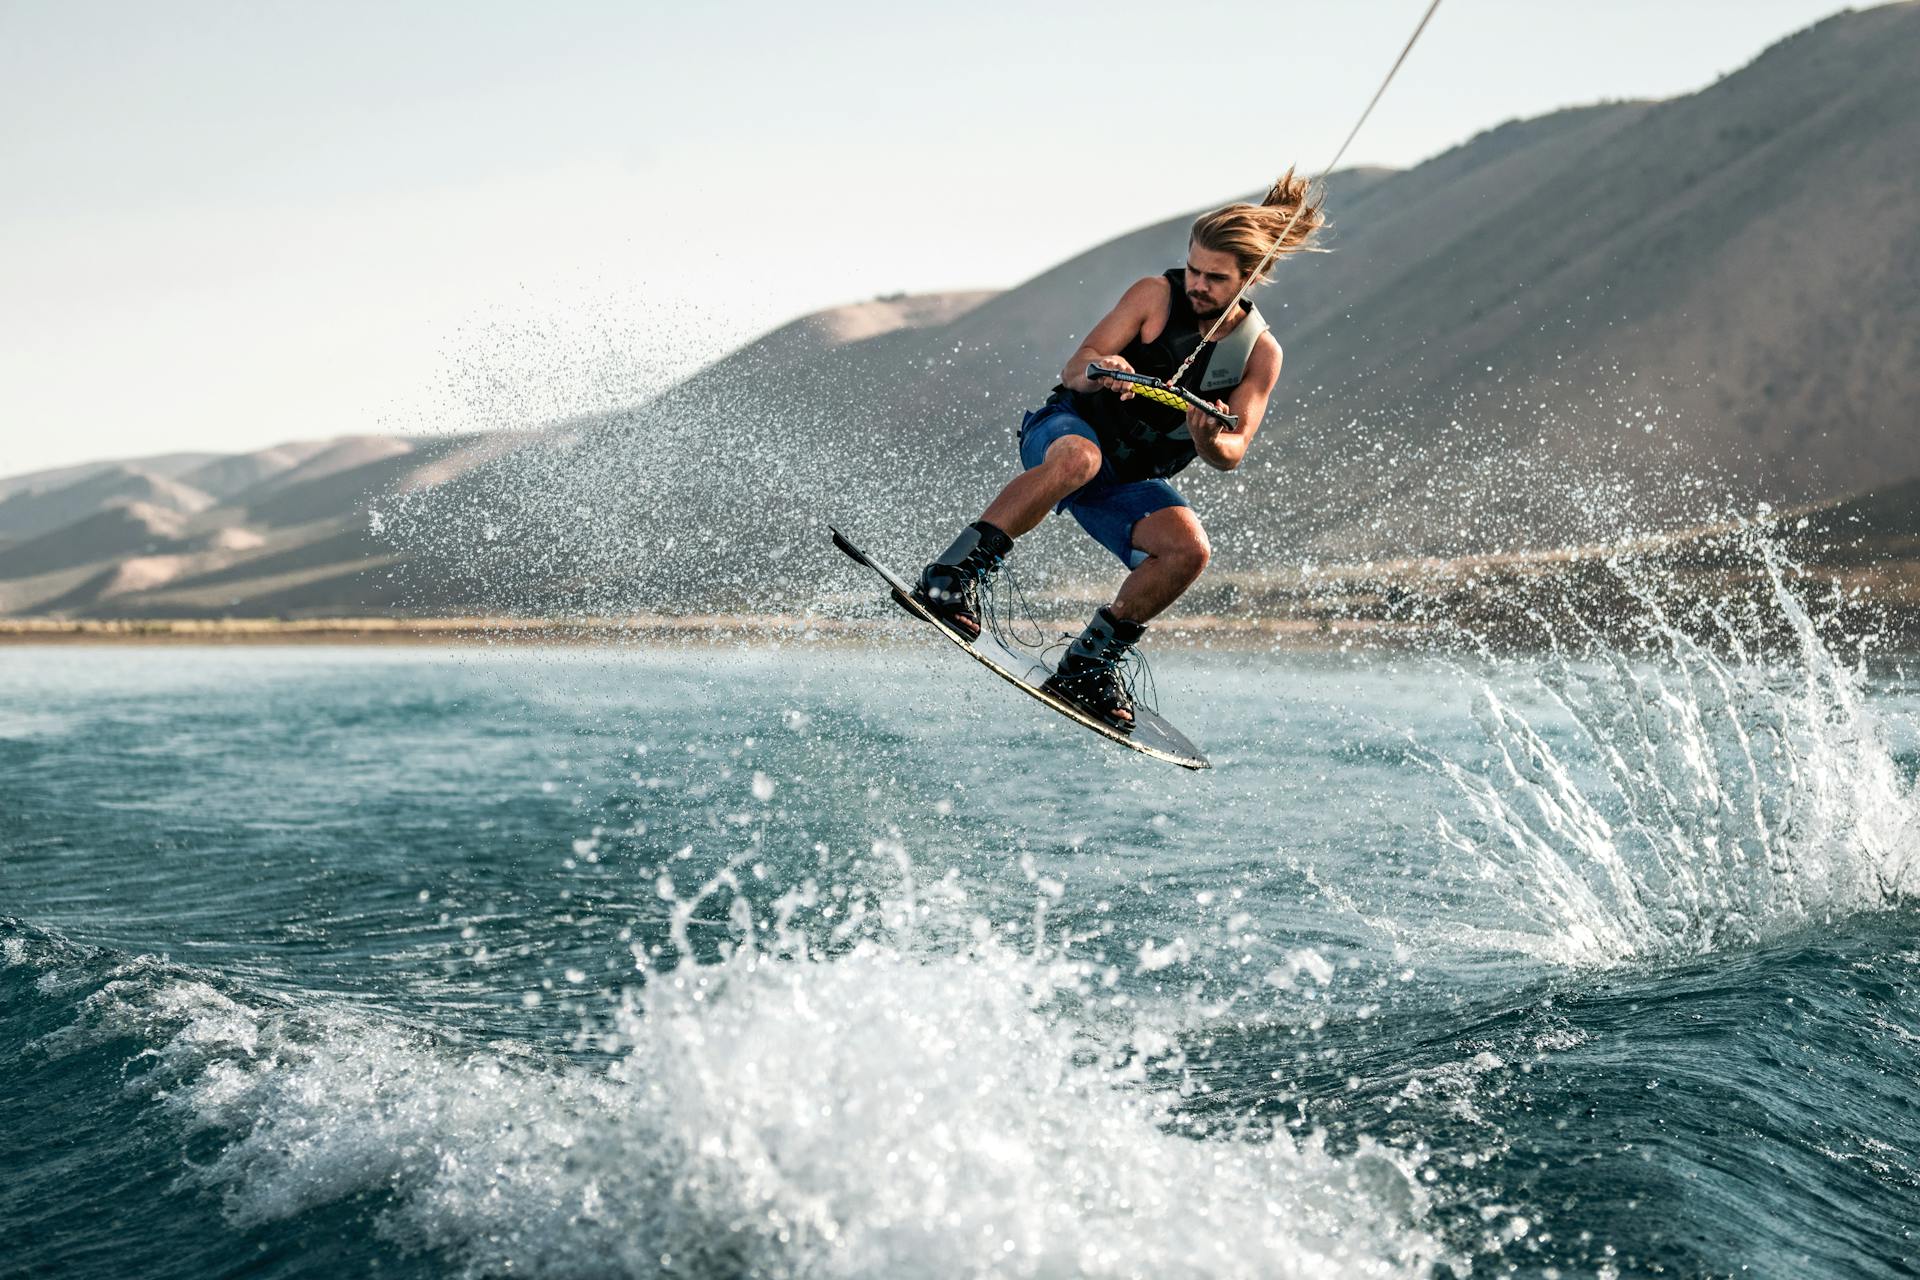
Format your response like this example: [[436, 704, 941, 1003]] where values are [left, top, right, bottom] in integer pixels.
[[0, 0, 1857, 477]]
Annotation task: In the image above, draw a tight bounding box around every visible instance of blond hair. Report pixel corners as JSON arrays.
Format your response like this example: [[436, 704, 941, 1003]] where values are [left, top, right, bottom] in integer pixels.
[[1189, 169, 1328, 284]]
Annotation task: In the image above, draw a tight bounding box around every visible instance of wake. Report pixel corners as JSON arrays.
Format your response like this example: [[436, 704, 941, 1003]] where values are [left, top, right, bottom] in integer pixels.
[[1429, 535, 1920, 966]]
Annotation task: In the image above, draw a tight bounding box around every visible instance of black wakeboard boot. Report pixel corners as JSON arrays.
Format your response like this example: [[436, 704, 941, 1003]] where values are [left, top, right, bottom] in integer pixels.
[[913, 520, 1013, 642], [1042, 606, 1148, 730]]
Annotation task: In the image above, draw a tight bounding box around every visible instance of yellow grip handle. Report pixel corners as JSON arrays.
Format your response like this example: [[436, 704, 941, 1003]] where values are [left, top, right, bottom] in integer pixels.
[[1127, 382, 1193, 412], [1084, 363, 1238, 429]]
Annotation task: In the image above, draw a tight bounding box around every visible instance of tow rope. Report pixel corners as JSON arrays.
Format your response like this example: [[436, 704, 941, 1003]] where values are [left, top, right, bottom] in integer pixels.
[[1167, 0, 1445, 394]]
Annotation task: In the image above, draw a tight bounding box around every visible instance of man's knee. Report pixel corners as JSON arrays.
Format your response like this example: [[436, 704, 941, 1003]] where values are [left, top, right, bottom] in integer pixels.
[[1140, 515, 1210, 578], [1169, 528, 1211, 578], [1190, 530, 1213, 574], [1040, 435, 1102, 488]]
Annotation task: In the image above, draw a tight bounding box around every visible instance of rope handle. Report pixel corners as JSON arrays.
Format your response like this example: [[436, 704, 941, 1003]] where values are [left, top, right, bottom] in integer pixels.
[[1085, 364, 1240, 430]]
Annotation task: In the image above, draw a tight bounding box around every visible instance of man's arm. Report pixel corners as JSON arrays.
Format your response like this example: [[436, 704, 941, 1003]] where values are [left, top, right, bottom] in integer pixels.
[[1188, 334, 1282, 471], [1059, 276, 1169, 394]]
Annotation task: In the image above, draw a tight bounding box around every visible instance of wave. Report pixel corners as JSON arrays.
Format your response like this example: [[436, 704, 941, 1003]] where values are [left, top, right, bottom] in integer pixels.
[[4, 914, 1442, 1279], [1426, 539, 1920, 966]]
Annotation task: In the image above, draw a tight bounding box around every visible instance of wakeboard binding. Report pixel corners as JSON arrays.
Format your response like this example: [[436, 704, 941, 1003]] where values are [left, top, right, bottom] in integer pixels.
[[914, 520, 1012, 643], [1042, 606, 1147, 731]]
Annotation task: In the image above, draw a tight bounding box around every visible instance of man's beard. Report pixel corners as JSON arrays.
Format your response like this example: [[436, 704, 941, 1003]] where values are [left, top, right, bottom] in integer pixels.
[[1189, 293, 1226, 319]]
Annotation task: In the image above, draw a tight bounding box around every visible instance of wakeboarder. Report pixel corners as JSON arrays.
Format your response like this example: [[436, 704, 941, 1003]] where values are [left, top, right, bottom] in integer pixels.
[[914, 173, 1327, 728]]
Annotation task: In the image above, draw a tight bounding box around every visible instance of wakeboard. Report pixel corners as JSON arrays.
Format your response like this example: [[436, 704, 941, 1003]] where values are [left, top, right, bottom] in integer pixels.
[[831, 527, 1210, 770]]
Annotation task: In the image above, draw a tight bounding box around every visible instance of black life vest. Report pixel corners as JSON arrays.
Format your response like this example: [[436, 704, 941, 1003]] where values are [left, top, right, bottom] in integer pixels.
[[1056, 268, 1266, 483]]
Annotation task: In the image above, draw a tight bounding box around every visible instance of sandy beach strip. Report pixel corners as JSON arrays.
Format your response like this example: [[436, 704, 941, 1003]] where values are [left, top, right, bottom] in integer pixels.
[[0, 614, 1416, 651]]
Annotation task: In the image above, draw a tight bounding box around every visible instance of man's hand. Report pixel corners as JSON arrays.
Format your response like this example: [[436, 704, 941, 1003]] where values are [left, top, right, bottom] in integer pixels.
[[1185, 398, 1234, 438], [1087, 354, 1137, 399]]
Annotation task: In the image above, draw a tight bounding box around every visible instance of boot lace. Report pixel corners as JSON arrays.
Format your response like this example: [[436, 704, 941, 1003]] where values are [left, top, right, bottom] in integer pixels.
[[1040, 626, 1158, 718], [974, 560, 1159, 718]]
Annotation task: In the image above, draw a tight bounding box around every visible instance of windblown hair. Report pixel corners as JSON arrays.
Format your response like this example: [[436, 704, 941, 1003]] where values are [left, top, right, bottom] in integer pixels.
[[1189, 169, 1328, 283]]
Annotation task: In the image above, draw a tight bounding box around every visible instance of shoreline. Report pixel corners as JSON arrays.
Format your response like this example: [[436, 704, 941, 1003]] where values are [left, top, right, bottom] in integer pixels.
[[5, 613, 1916, 662], [0, 615, 1415, 651]]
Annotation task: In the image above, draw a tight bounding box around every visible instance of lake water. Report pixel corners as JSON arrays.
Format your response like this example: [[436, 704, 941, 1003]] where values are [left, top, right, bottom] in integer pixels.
[[3, 628, 1918, 1278]]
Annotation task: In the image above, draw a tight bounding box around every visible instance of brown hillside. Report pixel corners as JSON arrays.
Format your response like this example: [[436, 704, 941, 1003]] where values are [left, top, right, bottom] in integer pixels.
[[612, 4, 1920, 573], [231, 436, 416, 503], [0, 502, 191, 578], [0, 467, 215, 541], [732, 291, 999, 377], [343, 5, 1920, 621], [0, 452, 220, 504], [2, 6, 1916, 620], [180, 440, 336, 500]]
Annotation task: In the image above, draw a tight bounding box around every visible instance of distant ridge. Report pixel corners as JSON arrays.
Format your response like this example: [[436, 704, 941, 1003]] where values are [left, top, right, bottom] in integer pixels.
[[0, 452, 219, 505], [0, 502, 192, 579], [632, 2, 1920, 563], [734, 291, 998, 376], [0, 467, 215, 541], [0, 433, 478, 619], [2, 4, 1917, 619], [180, 441, 335, 501], [234, 436, 416, 503]]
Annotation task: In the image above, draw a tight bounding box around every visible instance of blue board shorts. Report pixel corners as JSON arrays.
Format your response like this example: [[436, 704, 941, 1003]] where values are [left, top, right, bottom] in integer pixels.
[[1018, 400, 1189, 570]]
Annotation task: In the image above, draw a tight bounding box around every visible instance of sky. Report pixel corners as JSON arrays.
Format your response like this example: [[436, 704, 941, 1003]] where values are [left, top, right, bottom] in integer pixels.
[[0, 0, 1861, 478]]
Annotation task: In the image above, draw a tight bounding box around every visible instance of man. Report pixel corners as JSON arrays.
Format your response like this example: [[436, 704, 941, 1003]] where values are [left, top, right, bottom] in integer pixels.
[[915, 173, 1327, 728]]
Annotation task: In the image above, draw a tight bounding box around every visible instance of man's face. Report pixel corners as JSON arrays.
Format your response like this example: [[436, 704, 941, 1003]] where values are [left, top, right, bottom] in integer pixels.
[[1184, 243, 1249, 318]]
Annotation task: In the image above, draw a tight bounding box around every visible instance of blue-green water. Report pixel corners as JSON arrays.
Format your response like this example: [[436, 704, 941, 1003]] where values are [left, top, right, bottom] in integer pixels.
[[3, 638, 1918, 1278]]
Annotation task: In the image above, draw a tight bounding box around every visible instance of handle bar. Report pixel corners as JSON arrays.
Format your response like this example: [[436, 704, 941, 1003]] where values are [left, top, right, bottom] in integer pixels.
[[1084, 364, 1239, 430]]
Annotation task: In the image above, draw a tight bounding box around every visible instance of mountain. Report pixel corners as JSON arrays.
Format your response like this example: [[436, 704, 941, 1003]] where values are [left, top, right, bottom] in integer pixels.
[[585, 2, 1918, 574], [2, 4, 1916, 621], [736, 291, 997, 376], [178, 441, 336, 501], [0, 502, 193, 579], [231, 436, 417, 504], [0, 466, 216, 542], [0, 452, 219, 505], [0, 435, 493, 619]]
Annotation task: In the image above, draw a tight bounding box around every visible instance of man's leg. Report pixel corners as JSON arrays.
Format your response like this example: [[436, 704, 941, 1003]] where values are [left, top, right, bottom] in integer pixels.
[[1111, 506, 1211, 622], [980, 434, 1103, 536], [918, 433, 1104, 640], [1043, 496, 1206, 728]]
